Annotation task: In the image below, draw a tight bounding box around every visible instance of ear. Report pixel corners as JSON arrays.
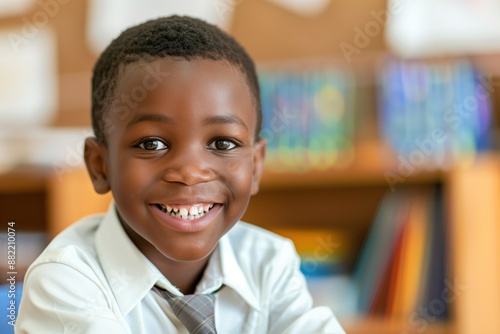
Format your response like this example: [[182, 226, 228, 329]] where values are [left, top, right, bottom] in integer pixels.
[[250, 137, 266, 195], [84, 137, 110, 194]]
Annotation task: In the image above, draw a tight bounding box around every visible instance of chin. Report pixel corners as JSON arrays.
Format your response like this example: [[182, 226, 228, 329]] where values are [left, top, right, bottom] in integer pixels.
[[161, 243, 216, 263]]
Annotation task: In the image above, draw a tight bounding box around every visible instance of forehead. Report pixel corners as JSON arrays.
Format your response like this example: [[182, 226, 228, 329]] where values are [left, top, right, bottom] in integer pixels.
[[109, 57, 256, 122], [114, 58, 251, 101]]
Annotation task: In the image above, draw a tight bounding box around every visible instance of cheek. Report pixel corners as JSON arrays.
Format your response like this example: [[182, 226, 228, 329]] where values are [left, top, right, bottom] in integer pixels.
[[217, 158, 254, 226], [109, 158, 152, 201], [224, 158, 254, 198]]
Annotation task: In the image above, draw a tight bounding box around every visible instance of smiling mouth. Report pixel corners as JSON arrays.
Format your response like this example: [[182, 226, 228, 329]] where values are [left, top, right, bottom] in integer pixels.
[[156, 203, 215, 220]]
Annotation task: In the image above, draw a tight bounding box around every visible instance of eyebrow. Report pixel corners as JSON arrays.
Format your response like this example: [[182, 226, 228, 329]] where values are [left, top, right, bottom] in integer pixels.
[[126, 114, 175, 128], [203, 115, 248, 130], [126, 113, 248, 130]]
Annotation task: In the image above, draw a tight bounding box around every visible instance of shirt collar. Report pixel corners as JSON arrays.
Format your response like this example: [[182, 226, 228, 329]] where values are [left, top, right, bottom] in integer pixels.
[[217, 230, 261, 311], [95, 204, 158, 316], [95, 204, 261, 314]]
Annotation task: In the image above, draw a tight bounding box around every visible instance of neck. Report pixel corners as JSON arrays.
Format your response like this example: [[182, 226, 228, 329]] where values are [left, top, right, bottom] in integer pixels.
[[119, 219, 210, 295], [150, 252, 209, 294]]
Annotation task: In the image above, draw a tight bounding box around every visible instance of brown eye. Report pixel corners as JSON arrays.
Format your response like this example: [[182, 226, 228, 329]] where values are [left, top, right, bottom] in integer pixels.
[[138, 139, 168, 151], [208, 139, 237, 151]]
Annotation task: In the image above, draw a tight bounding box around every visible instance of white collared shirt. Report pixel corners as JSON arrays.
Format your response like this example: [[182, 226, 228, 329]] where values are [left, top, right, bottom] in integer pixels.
[[16, 205, 345, 334]]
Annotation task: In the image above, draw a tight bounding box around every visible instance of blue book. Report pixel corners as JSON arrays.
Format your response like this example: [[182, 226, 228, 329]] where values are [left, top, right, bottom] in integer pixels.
[[352, 191, 410, 314]]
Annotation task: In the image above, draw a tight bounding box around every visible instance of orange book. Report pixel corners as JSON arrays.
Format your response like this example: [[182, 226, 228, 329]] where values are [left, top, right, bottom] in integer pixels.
[[391, 192, 428, 319], [371, 198, 411, 317]]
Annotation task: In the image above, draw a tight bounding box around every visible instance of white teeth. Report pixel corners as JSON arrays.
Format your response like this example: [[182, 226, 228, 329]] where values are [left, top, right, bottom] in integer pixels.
[[179, 208, 188, 218], [159, 203, 215, 220]]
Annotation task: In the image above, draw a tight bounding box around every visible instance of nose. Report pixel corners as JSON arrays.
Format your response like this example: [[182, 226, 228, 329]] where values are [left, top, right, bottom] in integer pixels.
[[161, 147, 215, 186]]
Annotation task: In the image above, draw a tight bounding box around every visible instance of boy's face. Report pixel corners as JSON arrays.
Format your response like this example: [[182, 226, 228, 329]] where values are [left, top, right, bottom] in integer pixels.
[[85, 58, 265, 262]]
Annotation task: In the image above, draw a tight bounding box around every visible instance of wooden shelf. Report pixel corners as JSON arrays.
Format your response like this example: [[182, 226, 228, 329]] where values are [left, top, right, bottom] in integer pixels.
[[0, 166, 112, 236], [0, 165, 51, 193], [448, 153, 500, 334], [260, 140, 445, 189], [342, 318, 455, 334], [260, 166, 443, 189]]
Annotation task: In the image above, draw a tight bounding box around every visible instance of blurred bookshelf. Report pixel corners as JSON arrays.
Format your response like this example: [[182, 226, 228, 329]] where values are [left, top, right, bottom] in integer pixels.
[[242, 56, 500, 334]]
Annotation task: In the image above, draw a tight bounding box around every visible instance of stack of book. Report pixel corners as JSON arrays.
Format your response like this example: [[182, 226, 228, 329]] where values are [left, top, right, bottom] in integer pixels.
[[352, 186, 449, 321], [258, 66, 357, 172], [378, 58, 493, 169]]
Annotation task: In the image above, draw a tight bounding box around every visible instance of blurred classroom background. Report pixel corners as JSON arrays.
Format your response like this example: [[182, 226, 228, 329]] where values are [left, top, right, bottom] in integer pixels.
[[1, 0, 500, 333]]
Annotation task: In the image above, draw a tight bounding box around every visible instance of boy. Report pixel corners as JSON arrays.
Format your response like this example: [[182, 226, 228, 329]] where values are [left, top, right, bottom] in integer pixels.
[[16, 16, 345, 333]]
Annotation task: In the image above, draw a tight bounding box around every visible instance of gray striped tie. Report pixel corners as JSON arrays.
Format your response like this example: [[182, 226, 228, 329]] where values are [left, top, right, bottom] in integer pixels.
[[154, 286, 217, 334]]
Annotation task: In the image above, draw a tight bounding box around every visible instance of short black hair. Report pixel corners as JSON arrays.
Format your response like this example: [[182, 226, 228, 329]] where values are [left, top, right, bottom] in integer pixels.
[[91, 15, 261, 143]]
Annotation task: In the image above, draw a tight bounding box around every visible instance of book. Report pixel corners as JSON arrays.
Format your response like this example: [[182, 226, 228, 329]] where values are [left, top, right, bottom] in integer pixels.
[[352, 191, 408, 314], [257, 65, 356, 172]]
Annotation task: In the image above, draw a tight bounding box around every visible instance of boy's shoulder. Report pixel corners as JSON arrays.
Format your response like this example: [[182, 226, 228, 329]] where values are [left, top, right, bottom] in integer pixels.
[[225, 221, 296, 261], [27, 213, 105, 272], [222, 222, 300, 290]]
